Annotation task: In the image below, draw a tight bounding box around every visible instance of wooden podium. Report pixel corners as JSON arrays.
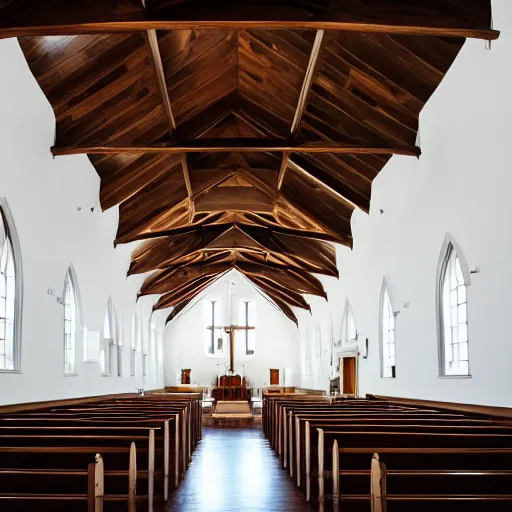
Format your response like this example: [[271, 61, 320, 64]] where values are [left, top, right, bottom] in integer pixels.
[[211, 374, 249, 401]]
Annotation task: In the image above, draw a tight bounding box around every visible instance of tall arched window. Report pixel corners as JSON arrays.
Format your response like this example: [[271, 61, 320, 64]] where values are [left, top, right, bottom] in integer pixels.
[[0, 200, 22, 372], [101, 297, 116, 376], [438, 237, 470, 376], [341, 299, 357, 347], [130, 312, 139, 377], [63, 266, 80, 375], [380, 280, 396, 378], [142, 320, 150, 377], [203, 299, 224, 357], [237, 300, 256, 356]]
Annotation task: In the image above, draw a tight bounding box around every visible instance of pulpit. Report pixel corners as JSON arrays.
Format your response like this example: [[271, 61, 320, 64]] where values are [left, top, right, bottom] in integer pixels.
[[212, 374, 249, 401]]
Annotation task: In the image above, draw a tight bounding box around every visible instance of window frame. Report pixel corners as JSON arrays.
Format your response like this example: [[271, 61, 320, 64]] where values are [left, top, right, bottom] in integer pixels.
[[341, 299, 357, 347], [241, 300, 255, 356], [379, 278, 396, 379], [0, 199, 23, 373], [436, 234, 472, 377], [101, 296, 116, 376], [130, 312, 139, 377], [203, 299, 224, 358], [62, 265, 81, 376]]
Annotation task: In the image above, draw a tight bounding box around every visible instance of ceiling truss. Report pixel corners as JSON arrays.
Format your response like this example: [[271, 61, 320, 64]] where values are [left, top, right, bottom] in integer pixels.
[[2, 0, 497, 324]]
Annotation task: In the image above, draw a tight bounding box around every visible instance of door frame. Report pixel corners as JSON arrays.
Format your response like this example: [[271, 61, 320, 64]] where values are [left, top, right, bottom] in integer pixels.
[[338, 348, 359, 396]]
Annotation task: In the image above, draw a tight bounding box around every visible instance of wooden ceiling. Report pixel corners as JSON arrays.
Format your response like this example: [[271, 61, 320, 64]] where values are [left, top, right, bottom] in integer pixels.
[[2, 0, 497, 324]]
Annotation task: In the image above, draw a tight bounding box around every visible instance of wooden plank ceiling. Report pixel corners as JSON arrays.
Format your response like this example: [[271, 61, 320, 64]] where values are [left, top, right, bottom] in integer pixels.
[[2, 0, 497, 324]]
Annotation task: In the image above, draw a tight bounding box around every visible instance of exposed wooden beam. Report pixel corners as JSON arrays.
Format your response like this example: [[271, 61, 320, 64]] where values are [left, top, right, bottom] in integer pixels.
[[0, 2, 499, 41], [145, 28, 176, 136], [291, 30, 324, 135], [287, 158, 365, 213], [180, 154, 192, 197], [277, 151, 291, 191], [141, 13, 194, 216], [280, 30, 325, 191], [52, 140, 421, 157]]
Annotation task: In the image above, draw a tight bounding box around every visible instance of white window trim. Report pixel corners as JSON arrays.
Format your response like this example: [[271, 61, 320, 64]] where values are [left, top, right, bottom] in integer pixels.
[[379, 277, 397, 379], [341, 299, 358, 346], [62, 264, 82, 376], [436, 233, 472, 378], [0, 198, 23, 373], [130, 311, 139, 377], [101, 296, 116, 377], [204, 299, 225, 359]]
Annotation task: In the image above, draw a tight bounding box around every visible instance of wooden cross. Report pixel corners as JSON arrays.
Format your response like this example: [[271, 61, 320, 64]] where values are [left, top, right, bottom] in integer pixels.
[[224, 324, 255, 373], [206, 323, 255, 373], [206, 290, 255, 373]]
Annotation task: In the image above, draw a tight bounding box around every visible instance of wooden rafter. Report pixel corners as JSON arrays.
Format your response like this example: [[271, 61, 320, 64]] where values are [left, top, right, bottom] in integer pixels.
[[145, 28, 176, 136], [286, 159, 362, 212], [52, 141, 421, 157], [7, 0, 497, 326], [141, 1, 192, 212], [291, 30, 325, 135], [280, 29, 324, 190], [0, 1, 499, 41]]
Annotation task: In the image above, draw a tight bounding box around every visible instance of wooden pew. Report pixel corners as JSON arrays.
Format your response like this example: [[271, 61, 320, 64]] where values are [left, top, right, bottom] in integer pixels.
[[322, 431, 512, 511], [0, 394, 203, 512]]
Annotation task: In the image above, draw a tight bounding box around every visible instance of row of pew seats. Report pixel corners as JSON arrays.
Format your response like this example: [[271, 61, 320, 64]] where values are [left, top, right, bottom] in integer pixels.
[[262, 395, 512, 511], [0, 393, 202, 511]]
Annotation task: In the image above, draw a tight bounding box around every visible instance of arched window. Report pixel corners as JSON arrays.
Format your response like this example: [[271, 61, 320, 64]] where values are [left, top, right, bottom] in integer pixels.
[[380, 281, 396, 378], [63, 266, 80, 374], [238, 300, 256, 356], [116, 310, 123, 377], [341, 300, 357, 347], [142, 320, 151, 377], [438, 237, 470, 376], [101, 297, 116, 376], [0, 200, 22, 372], [203, 299, 224, 357], [130, 312, 139, 377], [156, 326, 164, 377]]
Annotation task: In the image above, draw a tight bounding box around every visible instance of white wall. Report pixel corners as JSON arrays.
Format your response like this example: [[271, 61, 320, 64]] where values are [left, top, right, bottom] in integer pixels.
[[163, 270, 300, 393], [0, 38, 164, 405], [298, 0, 512, 408]]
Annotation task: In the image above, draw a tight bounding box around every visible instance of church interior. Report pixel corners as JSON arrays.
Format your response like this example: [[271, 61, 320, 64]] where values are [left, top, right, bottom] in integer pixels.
[[0, 0, 512, 510]]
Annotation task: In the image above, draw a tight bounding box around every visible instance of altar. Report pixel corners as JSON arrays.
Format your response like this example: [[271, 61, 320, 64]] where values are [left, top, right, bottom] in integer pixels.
[[211, 374, 251, 401]]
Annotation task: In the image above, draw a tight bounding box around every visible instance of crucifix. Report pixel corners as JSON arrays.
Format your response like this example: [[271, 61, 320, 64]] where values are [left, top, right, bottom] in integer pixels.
[[205, 280, 255, 373]]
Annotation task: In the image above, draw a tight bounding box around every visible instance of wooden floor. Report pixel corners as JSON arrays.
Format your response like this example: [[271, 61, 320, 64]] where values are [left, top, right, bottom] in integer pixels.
[[166, 427, 312, 512]]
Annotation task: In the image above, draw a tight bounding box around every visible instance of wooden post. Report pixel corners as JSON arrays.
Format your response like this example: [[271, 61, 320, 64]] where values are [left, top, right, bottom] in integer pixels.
[[175, 413, 180, 488], [277, 405, 282, 458], [289, 412, 294, 477], [87, 460, 95, 512], [295, 417, 301, 486], [148, 429, 155, 512], [182, 409, 187, 472], [283, 407, 288, 468], [317, 428, 325, 504], [94, 454, 104, 512], [371, 453, 387, 512], [188, 404, 192, 463], [305, 421, 311, 501], [164, 420, 170, 501], [332, 440, 339, 512], [128, 442, 137, 512]]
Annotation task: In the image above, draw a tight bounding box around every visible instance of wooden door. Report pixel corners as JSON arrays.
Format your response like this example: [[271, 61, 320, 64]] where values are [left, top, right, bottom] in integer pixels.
[[269, 369, 279, 385], [342, 357, 357, 395]]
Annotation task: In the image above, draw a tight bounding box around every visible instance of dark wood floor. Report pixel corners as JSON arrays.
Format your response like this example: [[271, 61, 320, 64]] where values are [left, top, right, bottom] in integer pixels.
[[166, 427, 313, 512]]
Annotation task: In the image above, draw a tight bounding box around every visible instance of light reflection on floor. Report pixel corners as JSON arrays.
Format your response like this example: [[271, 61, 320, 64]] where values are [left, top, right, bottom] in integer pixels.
[[167, 427, 312, 512]]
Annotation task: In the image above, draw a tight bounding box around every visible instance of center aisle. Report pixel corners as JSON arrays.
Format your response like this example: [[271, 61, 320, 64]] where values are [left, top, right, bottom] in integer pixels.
[[166, 427, 313, 512]]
